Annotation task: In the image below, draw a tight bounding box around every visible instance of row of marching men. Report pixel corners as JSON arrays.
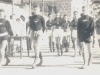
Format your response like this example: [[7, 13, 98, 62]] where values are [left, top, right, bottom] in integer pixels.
[[45, 11, 83, 57], [27, 5, 95, 69]]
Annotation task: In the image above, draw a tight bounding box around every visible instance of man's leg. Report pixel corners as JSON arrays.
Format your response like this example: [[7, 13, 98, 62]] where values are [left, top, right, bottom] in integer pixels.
[[48, 36, 52, 52], [87, 42, 92, 66], [56, 37, 60, 56], [4, 46, 10, 66], [0, 40, 7, 67], [60, 36, 63, 56], [81, 42, 87, 69], [32, 32, 43, 68]]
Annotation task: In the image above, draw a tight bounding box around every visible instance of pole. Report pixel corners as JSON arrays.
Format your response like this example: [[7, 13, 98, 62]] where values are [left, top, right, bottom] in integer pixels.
[[29, 0, 31, 16], [87, 0, 90, 15], [12, 0, 14, 15], [42, 0, 44, 16]]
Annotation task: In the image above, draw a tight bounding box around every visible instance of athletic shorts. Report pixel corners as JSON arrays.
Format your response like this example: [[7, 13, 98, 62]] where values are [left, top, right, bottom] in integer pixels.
[[31, 30, 43, 41], [96, 34, 100, 40], [71, 30, 77, 39], [64, 31, 71, 37], [46, 30, 53, 36], [0, 35, 8, 44], [53, 29, 64, 37]]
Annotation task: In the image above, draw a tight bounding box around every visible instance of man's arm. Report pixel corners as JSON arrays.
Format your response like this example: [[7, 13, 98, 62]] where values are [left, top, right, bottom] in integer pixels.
[[41, 16, 45, 33], [77, 18, 81, 38], [90, 17, 95, 36], [5, 20, 13, 36]]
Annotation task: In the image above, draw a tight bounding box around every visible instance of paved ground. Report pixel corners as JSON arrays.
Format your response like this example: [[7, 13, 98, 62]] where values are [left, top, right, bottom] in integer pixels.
[[0, 36, 100, 75]]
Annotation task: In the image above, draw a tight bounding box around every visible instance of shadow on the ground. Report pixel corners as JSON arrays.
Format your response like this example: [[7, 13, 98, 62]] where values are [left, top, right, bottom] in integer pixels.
[[92, 62, 100, 64], [1, 64, 83, 69]]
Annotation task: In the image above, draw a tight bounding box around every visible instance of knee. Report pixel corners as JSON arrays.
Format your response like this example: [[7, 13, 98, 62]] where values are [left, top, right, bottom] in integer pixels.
[[0, 50, 5, 56]]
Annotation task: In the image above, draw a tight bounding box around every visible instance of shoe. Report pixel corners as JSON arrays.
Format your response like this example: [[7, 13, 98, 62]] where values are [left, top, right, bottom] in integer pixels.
[[88, 61, 92, 66], [53, 49, 55, 52], [32, 63, 36, 69], [57, 54, 60, 56], [82, 64, 87, 69], [65, 48, 69, 52], [4, 59, 10, 66], [37, 59, 43, 66]]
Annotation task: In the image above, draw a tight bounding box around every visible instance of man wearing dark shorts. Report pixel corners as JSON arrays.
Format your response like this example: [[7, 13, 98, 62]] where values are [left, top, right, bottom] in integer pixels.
[[78, 6, 94, 69], [0, 9, 13, 67]]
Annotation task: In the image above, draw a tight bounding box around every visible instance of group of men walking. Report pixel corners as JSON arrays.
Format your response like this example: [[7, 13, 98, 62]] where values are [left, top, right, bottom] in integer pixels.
[[0, 4, 99, 70], [28, 5, 95, 69]]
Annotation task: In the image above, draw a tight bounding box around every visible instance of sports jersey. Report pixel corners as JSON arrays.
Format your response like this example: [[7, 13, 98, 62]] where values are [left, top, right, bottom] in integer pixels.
[[78, 15, 94, 43], [29, 15, 45, 32], [71, 18, 78, 30], [63, 21, 70, 32], [46, 20, 54, 30], [0, 19, 13, 35], [96, 19, 100, 34], [53, 17, 65, 29]]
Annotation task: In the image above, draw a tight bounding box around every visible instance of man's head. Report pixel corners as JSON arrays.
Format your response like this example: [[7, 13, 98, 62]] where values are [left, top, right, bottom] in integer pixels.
[[63, 14, 68, 21], [73, 11, 78, 18], [48, 14, 52, 20], [0, 9, 5, 18], [56, 12, 60, 18], [33, 5, 40, 15], [10, 14, 16, 20], [82, 6, 87, 15]]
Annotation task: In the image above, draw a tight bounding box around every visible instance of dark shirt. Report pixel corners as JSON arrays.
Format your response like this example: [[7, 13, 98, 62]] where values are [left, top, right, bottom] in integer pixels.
[[96, 19, 100, 34], [0, 19, 13, 37], [63, 21, 70, 32], [46, 20, 54, 30], [29, 15, 45, 32], [53, 17, 65, 29], [78, 15, 94, 42], [71, 18, 78, 30]]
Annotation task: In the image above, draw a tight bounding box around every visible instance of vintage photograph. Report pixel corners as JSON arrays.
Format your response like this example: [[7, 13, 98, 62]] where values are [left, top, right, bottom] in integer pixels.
[[0, 0, 100, 75]]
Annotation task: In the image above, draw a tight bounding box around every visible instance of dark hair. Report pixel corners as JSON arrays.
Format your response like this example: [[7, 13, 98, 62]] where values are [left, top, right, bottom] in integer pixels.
[[48, 14, 52, 16], [33, 4, 40, 8], [80, 13, 83, 17], [10, 15, 13, 18], [64, 14, 67, 17], [31, 12, 34, 16], [74, 11, 78, 14], [82, 6, 86, 9]]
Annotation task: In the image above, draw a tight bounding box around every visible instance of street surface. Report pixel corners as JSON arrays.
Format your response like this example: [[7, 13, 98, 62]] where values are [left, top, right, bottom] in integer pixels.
[[0, 35, 100, 75]]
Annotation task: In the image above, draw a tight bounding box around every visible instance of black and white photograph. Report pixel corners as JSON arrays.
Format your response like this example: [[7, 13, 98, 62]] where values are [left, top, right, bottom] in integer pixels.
[[0, 0, 100, 75]]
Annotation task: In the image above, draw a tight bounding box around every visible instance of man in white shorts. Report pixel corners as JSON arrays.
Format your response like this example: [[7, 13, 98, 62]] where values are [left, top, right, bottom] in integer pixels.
[[63, 14, 71, 52], [46, 14, 55, 52], [53, 12, 65, 56], [71, 11, 78, 57]]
